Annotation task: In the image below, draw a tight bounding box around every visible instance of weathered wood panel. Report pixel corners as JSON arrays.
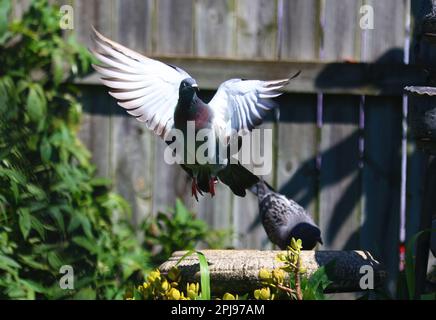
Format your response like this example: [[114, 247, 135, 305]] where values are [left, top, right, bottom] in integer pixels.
[[361, 0, 407, 63], [78, 86, 114, 179], [280, 0, 320, 60], [78, 58, 427, 96], [116, 0, 153, 53], [110, 2, 154, 224], [235, 0, 277, 59], [359, 0, 408, 294], [73, 0, 118, 46], [323, 0, 361, 61], [111, 116, 154, 225], [361, 96, 402, 293], [155, 0, 194, 55], [276, 94, 319, 219], [319, 95, 361, 250], [195, 0, 236, 57]]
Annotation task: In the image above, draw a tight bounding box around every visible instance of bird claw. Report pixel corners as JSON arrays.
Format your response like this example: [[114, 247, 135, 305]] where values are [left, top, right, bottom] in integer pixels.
[[209, 178, 216, 197], [192, 178, 199, 202]]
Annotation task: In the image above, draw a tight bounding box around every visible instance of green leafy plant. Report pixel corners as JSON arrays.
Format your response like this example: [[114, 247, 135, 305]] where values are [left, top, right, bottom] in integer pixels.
[[142, 199, 229, 266], [404, 228, 436, 300], [0, 0, 150, 299], [256, 238, 332, 300]]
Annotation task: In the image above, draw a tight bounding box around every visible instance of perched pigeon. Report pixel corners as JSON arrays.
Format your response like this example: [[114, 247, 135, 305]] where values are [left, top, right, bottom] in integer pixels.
[[90, 27, 299, 200], [252, 180, 323, 250]]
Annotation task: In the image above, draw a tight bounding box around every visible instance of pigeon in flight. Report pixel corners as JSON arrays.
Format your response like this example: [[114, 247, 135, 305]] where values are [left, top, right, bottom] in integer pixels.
[[90, 27, 299, 200], [252, 180, 322, 250]]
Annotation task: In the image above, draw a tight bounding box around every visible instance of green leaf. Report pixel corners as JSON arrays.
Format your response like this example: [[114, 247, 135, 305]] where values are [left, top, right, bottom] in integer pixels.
[[27, 87, 45, 122], [20, 279, 46, 293], [405, 228, 436, 299], [30, 215, 46, 240], [47, 251, 63, 269], [74, 288, 96, 300], [18, 208, 31, 240], [196, 251, 211, 300], [49, 207, 65, 233], [52, 49, 64, 86], [175, 250, 210, 300], [175, 198, 191, 223], [0, 0, 11, 38], [0, 254, 21, 271], [72, 236, 97, 253], [40, 138, 52, 163]]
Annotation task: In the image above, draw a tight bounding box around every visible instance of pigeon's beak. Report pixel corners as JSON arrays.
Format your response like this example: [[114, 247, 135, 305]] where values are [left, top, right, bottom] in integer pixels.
[[317, 238, 323, 245]]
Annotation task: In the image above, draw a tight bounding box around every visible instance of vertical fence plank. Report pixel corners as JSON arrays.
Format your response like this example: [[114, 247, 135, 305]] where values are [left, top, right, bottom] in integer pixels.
[[235, 0, 277, 59], [111, 117, 154, 225], [74, 0, 117, 46], [78, 86, 114, 179], [277, 0, 320, 235], [107, 1, 155, 225], [362, 0, 406, 63], [280, 0, 320, 60], [73, 0, 117, 181], [155, 0, 194, 55], [231, 0, 278, 248], [276, 95, 318, 220], [195, 0, 236, 57], [320, 95, 361, 250], [117, 0, 153, 54], [360, 0, 407, 293], [323, 0, 362, 61], [362, 96, 402, 293]]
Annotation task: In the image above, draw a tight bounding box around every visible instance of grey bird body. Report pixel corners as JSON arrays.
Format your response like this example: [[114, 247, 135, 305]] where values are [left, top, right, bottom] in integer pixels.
[[254, 181, 322, 250]]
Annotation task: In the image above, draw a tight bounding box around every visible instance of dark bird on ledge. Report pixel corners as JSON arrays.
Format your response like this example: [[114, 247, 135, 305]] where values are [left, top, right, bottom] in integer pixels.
[[252, 180, 323, 250], [90, 27, 300, 200]]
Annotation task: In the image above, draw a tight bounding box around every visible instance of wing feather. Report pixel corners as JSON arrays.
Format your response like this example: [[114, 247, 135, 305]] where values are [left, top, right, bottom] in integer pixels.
[[209, 72, 299, 136], [90, 27, 191, 138]]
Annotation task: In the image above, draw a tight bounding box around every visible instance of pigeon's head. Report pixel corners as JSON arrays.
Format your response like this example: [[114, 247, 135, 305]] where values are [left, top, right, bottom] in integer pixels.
[[179, 78, 199, 97], [287, 222, 323, 250]]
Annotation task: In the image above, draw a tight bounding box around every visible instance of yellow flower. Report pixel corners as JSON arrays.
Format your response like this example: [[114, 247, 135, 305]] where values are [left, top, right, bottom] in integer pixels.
[[272, 268, 285, 284], [167, 288, 181, 300], [147, 269, 161, 283], [161, 280, 170, 292], [290, 238, 302, 251], [258, 268, 272, 280], [222, 293, 236, 300], [254, 287, 271, 300], [186, 282, 199, 299], [275, 253, 287, 263]]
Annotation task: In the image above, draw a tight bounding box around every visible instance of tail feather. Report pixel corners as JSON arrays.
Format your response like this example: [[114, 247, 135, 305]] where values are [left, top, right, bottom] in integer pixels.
[[218, 163, 259, 197]]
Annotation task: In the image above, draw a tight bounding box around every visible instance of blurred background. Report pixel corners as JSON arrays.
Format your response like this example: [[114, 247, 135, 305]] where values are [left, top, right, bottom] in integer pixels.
[[2, 0, 435, 299]]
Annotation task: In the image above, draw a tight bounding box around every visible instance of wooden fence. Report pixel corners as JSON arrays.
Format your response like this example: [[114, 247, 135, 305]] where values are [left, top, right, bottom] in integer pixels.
[[13, 0, 435, 292]]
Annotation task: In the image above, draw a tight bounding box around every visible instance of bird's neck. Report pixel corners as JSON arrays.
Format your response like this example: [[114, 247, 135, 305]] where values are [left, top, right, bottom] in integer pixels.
[[178, 90, 197, 111], [174, 92, 203, 130]]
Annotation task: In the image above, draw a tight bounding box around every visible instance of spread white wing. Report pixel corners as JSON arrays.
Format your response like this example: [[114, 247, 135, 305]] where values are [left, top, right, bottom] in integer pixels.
[[209, 73, 299, 137], [90, 27, 191, 138]]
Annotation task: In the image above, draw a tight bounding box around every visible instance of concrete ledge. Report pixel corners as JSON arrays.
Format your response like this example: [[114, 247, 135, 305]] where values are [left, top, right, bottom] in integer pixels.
[[159, 250, 387, 295]]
